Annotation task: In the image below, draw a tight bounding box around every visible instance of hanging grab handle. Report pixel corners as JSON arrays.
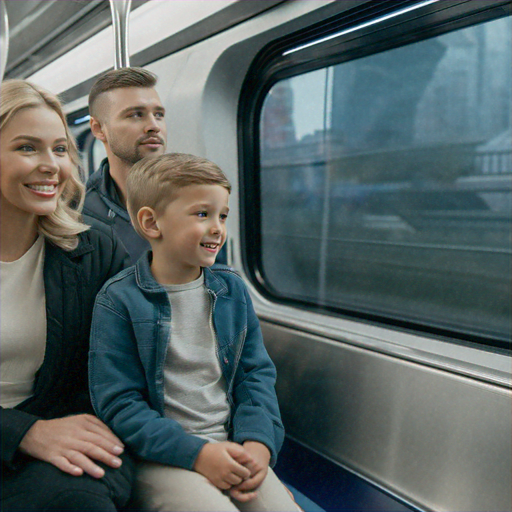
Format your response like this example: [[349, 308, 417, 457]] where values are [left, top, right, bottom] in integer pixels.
[[0, 0, 9, 80], [109, 0, 131, 69]]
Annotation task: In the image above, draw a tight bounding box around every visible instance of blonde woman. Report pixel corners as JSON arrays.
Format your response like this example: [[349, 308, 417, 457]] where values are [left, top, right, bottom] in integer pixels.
[[0, 80, 134, 511]]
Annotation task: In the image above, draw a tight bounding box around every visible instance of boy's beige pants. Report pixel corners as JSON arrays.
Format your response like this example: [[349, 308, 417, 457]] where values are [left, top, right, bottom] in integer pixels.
[[136, 462, 302, 512]]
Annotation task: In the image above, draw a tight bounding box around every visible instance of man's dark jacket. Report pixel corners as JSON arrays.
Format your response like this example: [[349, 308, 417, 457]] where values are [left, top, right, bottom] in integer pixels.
[[83, 158, 150, 264], [0, 220, 129, 467]]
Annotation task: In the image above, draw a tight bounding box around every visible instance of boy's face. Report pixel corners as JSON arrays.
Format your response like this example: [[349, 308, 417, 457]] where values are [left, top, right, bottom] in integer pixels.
[[155, 184, 229, 281]]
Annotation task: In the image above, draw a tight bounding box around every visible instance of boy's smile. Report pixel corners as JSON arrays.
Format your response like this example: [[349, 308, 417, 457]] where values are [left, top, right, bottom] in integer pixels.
[[151, 184, 230, 285]]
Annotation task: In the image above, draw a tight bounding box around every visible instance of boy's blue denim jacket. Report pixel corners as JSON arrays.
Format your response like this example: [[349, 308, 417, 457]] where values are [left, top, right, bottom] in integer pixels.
[[89, 252, 284, 471]]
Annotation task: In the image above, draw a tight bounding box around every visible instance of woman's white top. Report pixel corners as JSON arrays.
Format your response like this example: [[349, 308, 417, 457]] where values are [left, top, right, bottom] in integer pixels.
[[0, 236, 47, 408]]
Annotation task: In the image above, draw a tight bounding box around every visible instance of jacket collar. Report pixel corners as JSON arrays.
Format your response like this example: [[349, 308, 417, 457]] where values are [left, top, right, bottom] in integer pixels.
[[204, 266, 228, 297], [135, 251, 227, 297], [87, 158, 130, 221]]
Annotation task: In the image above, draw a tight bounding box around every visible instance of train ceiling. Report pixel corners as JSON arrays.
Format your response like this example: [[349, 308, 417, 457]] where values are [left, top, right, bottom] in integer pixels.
[[3, 0, 148, 80]]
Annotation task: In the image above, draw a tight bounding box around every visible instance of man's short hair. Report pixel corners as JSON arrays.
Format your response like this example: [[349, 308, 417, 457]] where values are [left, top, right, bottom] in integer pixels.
[[127, 153, 232, 238], [88, 67, 157, 117]]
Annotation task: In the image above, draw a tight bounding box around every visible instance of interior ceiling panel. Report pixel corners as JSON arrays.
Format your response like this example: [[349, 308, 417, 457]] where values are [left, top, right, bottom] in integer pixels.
[[3, 0, 148, 79]]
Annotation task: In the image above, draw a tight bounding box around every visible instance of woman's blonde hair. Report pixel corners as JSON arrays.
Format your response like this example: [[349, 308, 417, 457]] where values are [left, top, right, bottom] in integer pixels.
[[1, 79, 89, 251]]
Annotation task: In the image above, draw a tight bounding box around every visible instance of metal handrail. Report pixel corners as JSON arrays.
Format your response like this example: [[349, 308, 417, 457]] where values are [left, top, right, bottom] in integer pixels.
[[109, 0, 131, 69], [1, 0, 9, 80]]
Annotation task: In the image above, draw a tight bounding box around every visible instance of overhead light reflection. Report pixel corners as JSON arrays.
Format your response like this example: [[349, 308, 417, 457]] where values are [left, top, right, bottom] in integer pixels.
[[283, 0, 439, 56]]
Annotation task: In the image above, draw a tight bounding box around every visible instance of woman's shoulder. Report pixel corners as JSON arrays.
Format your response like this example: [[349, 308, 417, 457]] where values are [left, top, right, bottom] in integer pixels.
[[78, 214, 127, 255], [53, 215, 130, 281], [79, 214, 118, 246]]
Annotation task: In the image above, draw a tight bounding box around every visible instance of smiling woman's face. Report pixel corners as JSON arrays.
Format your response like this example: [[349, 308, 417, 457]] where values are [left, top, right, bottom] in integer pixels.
[[0, 105, 73, 222]]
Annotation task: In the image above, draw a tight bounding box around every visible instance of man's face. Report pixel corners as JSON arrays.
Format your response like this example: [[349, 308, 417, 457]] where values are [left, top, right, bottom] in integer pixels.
[[96, 87, 167, 166]]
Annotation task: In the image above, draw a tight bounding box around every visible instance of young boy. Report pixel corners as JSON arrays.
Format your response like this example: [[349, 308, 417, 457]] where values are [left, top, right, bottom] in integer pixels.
[[89, 153, 299, 511]]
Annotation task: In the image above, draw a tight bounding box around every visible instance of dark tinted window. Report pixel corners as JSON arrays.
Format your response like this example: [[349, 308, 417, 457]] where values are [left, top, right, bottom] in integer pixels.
[[258, 16, 511, 344]]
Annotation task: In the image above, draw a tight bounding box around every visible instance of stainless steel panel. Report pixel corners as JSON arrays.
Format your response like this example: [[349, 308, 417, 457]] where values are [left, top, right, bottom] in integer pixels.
[[263, 322, 512, 512]]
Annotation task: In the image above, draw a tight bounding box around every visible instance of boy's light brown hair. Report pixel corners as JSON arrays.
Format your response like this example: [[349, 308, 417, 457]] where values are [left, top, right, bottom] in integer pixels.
[[88, 67, 157, 118], [126, 153, 232, 238]]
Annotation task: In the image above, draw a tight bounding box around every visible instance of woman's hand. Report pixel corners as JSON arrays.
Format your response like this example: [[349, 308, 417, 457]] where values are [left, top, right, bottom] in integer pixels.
[[229, 441, 271, 502], [18, 414, 124, 479]]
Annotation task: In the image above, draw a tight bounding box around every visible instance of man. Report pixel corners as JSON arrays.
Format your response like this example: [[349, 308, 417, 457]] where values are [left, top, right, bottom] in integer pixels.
[[84, 67, 167, 263]]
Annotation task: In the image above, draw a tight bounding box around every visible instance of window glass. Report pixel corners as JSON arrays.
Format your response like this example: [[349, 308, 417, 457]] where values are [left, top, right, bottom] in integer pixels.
[[259, 17, 511, 343]]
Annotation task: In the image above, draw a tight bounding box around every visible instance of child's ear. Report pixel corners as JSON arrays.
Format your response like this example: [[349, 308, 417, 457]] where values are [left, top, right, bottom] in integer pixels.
[[138, 207, 161, 239]]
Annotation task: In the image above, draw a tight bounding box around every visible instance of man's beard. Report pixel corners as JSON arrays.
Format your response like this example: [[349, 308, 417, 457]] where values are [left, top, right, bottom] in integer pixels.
[[109, 138, 145, 165]]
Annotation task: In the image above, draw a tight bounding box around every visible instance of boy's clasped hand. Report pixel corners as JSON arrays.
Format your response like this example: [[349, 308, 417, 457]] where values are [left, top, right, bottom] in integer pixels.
[[193, 440, 271, 502]]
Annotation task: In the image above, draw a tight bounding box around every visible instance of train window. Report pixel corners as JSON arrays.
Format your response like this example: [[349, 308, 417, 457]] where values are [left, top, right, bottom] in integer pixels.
[[253, 15, 511, 348]]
